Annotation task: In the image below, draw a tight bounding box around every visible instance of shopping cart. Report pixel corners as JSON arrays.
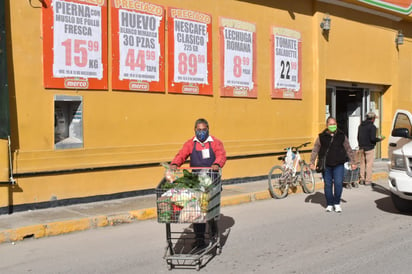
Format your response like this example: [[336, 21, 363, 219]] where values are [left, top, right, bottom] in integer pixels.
[[156, 167, 222, 271], [343, 162, 360, 189], [344, 149, 361, 189]]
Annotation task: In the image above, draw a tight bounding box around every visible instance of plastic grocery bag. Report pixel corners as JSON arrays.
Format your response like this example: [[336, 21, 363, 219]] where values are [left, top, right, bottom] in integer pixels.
[[285, 148, 295, 169], [179, 200, 204, 222], [170, 189, 196, 207], [161, 162, 177, 183]]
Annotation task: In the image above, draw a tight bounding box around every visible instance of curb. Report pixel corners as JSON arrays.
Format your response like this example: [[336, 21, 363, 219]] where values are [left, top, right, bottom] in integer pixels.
[[0, 172, 388, 244]]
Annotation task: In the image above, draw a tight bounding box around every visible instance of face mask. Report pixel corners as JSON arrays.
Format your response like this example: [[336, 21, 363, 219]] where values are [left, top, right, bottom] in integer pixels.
[[196, 129, 209, 142], [328, 125, 337, 132]]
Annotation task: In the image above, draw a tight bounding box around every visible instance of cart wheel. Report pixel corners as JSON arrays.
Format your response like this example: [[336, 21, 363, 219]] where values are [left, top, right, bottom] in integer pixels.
[[196, 262, 201, 271], [215, 241, 222, 255], [167, 263, 173, 270]]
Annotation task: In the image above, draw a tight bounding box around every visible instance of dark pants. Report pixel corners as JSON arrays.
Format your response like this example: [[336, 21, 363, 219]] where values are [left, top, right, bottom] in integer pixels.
[[194, 219, 217, 240]]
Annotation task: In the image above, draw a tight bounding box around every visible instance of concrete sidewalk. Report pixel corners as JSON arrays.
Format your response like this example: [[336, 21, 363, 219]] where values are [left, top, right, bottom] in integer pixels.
[[0, 161, 389, 244]]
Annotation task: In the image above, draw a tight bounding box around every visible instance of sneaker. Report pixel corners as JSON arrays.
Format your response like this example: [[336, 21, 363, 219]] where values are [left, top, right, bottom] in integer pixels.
[[325, 205, 333, 212], [334, 204, 342, 213]]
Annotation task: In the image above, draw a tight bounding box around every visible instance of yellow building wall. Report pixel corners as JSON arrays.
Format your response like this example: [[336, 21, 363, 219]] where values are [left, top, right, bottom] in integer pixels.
[[316, 1, 412, 157], [2, 0, 411, 207]]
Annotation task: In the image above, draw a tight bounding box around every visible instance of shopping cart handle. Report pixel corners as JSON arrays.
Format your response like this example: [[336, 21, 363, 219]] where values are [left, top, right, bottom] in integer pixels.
[[176, 166, 215, 169]]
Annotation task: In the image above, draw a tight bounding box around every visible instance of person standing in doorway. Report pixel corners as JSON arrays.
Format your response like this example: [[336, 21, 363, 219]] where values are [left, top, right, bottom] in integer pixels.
[[170, 118, 226, 248], [310, 117, 357, 213], [357, 112, 385, 186]]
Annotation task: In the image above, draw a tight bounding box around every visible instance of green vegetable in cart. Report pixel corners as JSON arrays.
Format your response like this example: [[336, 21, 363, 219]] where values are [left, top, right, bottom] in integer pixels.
[[157, 196, 172, 222], [158, 211, 172, 222], [163, 169, 201, 190]]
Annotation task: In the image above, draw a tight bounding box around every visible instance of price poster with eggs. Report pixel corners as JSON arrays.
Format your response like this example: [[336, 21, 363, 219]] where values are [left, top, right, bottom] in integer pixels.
[[42, 0, 108, 89], [111, 0, 165, 92], [168, 8, 212, 95], [271, 27, 302, 99], [220, 18, 256, 98]]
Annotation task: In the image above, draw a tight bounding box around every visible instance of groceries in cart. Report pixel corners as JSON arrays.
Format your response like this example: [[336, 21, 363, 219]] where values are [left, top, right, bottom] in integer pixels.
[[157, 164, 221, 224]]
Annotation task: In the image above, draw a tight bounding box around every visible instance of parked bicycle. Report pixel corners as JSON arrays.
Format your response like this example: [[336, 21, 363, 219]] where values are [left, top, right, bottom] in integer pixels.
[[268, 142, 315, 199]]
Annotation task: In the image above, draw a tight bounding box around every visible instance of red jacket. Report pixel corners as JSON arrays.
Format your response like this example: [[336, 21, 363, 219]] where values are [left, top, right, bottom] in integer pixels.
[[171, 136, 226, 168]]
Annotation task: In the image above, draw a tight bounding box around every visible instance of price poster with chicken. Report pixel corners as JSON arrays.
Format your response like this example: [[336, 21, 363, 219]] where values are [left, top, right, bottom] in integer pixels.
[[42, 0, 108, 89], [220, 18, 257, 98], [168, 8, 212, 95], [271, 27, 302, 99], [111, 0, 165, 92]]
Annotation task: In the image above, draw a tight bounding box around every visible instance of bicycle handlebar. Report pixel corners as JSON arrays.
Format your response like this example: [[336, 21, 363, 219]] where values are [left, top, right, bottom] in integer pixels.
[[278, 142, 311, 161], [283, 142, 311, 152]]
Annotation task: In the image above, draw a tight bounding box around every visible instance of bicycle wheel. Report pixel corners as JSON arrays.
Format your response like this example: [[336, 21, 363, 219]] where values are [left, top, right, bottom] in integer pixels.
[[300, 162, 315, 193], [268, 165, 289, 199]]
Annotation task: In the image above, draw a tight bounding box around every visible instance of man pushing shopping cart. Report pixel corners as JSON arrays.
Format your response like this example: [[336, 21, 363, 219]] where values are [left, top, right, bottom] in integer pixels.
[[156, 118, 226, 270]]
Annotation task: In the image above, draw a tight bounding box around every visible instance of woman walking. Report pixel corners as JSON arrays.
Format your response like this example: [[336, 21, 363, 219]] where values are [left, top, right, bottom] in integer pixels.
[[310, 117, 357, 213]]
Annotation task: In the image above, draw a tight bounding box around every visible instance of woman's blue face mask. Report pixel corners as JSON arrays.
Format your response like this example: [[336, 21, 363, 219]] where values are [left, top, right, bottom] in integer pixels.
[[196, 129, 209, 142]]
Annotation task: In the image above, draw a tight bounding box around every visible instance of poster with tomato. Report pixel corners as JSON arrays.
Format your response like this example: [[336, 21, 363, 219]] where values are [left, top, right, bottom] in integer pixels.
[[220, 18, 257, 98], [271, 27, 302, 99], [167, 8, 212, 95], [42, 0, 108, 90], [111, 0, 165, 92]]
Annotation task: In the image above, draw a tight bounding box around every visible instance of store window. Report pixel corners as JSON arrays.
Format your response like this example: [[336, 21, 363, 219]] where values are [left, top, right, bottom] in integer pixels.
[[54, 95, 83, 149]]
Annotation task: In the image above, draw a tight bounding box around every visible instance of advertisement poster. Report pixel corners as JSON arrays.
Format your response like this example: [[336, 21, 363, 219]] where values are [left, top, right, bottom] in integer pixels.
[[111, 0, 165, 92], [42, 0, 108, 89], [167, 8, 213, 95], [271, 27, 302, 99], [220, 18, 257, 98]]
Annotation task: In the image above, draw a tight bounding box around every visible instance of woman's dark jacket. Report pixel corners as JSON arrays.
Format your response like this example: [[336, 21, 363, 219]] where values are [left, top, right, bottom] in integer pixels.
[[318, 129, 350, 166]]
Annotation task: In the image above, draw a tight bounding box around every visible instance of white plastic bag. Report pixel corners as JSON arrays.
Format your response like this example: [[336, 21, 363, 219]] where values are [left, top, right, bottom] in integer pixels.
[[285, 148, 294, 169], [179, 200, 204, 222]]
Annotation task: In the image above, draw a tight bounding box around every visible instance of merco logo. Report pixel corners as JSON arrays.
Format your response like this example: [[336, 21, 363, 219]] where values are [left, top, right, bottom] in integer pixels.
[[233, 87, 248, 96], [182, 85, 199, 94], [64, 79, 89, 89], [130, 82, 149, 91]]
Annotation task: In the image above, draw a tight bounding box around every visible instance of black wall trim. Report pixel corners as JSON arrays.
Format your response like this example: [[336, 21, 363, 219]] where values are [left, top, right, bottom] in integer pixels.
[[12, 149, 312, 178], [13, 162, 162, 178]]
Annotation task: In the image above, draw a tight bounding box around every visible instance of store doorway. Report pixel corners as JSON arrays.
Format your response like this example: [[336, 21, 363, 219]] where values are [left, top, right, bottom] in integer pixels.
[[326, 84, 382, 157]]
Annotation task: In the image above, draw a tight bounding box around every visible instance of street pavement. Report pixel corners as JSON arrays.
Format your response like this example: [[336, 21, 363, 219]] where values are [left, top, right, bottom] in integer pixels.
[[0, 160, 389, 244]]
